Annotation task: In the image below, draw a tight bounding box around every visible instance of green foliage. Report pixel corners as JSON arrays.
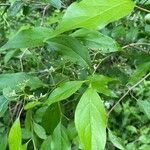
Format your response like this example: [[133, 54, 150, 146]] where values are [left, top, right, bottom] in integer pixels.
[[8, 118, 22, 150], [0, 134, 7, 150], [129, 62, 150, 83], [8, 1, 23, 17], [48, 36, 91, 67], [0, 96, 9, 117], [0, 72, 44, 91], [0, 0, 150, 149], [51, 122, 71, 150], [56, 0, 135, 33], [41, 104, 61, 134], [87, 74, 116, 96], [0, 27, 52, 51], [138, 100, 150, 119], [33, 122, 47, 139], [71, 29, 121, 53], [108, 129, 126, 150], [46, 0, 62, 9], [46, 81, 83, 105], [40, 136, 51, 150], [75, 88, 107, 150]]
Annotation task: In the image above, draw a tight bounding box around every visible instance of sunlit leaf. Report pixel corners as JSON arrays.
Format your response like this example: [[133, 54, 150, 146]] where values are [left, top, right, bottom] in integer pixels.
[[8, 118, 22, 150], [56, 0, 135, 33], [75, 88, 107, 150], [46, 81, 83, 105]]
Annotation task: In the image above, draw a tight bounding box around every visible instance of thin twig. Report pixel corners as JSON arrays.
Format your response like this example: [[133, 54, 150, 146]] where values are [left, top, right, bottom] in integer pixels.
[[107, 72, 150, 116], [122, 43, 150, 49], [0, 4, 10, 6], [130, 45, 149, 54], [40, 5, 49, 26], [129, 91, 138, 102], [18, 106, 23, 118], [135, 5, 150, 13], [11, 103, 20, 120], [122, 43, 150, 54], [20, 49, 28, 72]]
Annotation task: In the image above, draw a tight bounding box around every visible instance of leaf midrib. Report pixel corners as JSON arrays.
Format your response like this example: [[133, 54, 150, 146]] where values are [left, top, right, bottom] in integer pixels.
[[78, 1, 131, 27], [59, 1, 133, 31]]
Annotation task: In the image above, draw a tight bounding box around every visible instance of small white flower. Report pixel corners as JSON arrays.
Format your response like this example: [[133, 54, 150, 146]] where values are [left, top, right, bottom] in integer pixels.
[[49, 66, 55, 72], [93, 64, 97, 70], [28, 95, 34, 100], [104, 101, 111, 109]]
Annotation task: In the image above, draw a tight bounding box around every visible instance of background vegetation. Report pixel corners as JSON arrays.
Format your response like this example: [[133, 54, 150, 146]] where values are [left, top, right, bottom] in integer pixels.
[[0, 0, 150, 150]]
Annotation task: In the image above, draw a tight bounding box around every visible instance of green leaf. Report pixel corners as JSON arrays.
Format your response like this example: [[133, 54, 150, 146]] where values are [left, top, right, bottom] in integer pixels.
[[42, 103, 61, 134], [108, 129, 126, 150], [71, 29, 121, 53], [88, 74, 116, 97], [8, 118, 22, 150], [138, 100, 150, 119], [22, 142, 28, 150], [56, 0, 135, 33], [33, 122, 47, 140], [25, 111, 32, 131], [3, 87, 18, 101], [48, 35, 91, 67], [0, 96, 9, 117], [51, 122, 71, 150], [8, 1, 23, 17], [4, 49, 19, 64], [47, 0, 61, 9], [0, 134, 7, 150], [67, 122, 78, 141], [40, 136, 51, 150], [75, 88, 107, 150], [24, 101, 42, 110], [46, 81, 83, 105], [129, 62, 150, 84], [34, 106, 48, 123], [0, 27, 52, 51], [21, 128, 31, 140], [0, 72, 44, 91], [139, 145, 150, 150]]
